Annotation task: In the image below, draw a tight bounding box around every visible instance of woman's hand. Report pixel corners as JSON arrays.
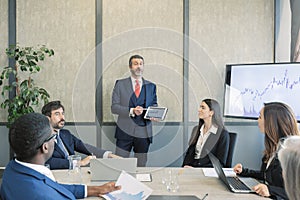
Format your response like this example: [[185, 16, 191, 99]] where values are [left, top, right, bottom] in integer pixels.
[[253, 183, 270, 197], [183, 165, 193, 168], [233, 163, 243, 174]]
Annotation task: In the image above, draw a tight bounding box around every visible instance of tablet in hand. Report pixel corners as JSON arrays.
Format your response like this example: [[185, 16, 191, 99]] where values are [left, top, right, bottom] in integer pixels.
[[144, 107, 168, 120]]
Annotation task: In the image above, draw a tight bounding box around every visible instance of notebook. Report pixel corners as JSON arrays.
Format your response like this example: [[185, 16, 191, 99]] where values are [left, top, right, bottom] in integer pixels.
[[90, 158, 137, 181], [208, 153, 260, 193]]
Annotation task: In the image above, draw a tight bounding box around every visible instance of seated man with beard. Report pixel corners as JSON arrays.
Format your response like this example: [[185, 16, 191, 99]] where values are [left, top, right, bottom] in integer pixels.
[[42, 101, 120, 169]]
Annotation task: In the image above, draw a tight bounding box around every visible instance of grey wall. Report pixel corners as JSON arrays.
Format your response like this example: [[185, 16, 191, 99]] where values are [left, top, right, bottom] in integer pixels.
[[0, 0, 273, 170], [0, 126, 9, 166]]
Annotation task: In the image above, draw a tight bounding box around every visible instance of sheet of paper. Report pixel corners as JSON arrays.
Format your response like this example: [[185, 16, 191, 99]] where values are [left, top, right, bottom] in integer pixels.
[[102, 170, 153, 200], [202, 168, 236, 177], [136, 173, 152, 182]]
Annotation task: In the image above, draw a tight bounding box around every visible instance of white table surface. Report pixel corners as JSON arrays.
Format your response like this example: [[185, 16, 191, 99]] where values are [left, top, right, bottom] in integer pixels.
[[52, 167, 269, 200]]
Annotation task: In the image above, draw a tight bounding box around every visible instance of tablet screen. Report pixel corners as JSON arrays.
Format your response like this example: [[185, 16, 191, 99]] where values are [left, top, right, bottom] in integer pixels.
[[144, 107, 168, 120]]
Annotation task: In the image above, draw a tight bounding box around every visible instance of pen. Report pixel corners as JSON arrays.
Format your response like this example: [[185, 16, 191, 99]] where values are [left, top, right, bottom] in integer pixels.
[[201, 193, 208, 200]]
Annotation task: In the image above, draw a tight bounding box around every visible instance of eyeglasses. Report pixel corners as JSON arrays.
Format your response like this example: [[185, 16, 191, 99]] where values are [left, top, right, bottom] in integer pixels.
[[44, 133, 57, 143], [37, 133, 57, 149]]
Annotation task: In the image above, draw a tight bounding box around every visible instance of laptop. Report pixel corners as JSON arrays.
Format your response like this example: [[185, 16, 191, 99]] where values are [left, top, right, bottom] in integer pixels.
[[208, 153, 260, 193], [90, 158, 137, 181]]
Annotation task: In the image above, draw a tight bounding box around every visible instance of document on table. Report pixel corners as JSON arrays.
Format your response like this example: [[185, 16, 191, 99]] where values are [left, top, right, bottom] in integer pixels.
[[136, 173, 152, 182], [102, 170, 153, 200], [203, 168, 236, 177]]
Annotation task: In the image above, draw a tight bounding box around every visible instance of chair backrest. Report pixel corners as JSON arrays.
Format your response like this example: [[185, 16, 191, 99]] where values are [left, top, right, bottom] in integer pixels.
[[225, 132, 237, 167]]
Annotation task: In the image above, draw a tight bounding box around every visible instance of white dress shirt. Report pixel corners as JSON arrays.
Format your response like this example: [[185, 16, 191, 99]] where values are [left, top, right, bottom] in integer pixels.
[[194, 125, 218, 159]]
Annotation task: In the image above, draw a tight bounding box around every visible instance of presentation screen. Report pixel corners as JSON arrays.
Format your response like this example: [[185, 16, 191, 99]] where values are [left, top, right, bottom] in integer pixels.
[[224, 63, 300, 121]]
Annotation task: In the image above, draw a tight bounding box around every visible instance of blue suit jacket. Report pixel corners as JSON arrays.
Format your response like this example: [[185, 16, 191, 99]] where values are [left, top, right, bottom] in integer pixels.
[[0, 160, 84, 200], [46, 129, 92, 169], [111, 77, 157, 142]]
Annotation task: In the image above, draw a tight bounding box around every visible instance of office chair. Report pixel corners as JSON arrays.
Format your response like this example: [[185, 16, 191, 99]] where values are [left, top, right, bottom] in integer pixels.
[[225, 132, 237, 167]]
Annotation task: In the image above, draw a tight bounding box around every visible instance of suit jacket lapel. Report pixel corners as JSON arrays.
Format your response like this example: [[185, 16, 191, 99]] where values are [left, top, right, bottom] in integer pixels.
[[200, 128, 220, 157], [59, 130, 72, 155], [54, 143, 68, 157], [143, 78, 150, 106], [126, 77, 133, 95]]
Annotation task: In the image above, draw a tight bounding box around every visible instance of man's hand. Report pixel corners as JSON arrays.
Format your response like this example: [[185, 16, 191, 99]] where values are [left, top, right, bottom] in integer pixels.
[[133, 106, 144, 116], [108, 153, 122, 158], [253, 183, 270, 197], [87, 182, 121, 196], [149, 117, 160, 122], [79, 155, 96, 166]]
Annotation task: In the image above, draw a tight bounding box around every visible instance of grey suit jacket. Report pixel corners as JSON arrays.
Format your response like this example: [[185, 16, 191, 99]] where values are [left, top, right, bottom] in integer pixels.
[[111, 77, 157, 140]]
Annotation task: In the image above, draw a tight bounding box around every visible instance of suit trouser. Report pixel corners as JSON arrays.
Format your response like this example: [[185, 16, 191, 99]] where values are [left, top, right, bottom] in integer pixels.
[[115, 126, 150, 167]]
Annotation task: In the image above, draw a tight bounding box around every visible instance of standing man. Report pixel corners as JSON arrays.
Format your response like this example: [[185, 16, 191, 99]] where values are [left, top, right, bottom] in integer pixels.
[[111, 54, 158, 167], [0, 113, 120, 199], [42, 101, 118, 169]]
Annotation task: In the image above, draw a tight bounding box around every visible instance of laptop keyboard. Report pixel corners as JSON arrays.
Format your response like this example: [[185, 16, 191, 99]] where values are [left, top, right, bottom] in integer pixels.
[[227, 176, 250, 191]]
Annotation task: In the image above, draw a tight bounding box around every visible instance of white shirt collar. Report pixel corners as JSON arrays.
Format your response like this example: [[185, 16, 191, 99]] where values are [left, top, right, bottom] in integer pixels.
[[15, 159, 56, 181], [131, 76, 142, 84], [200, 124, 218, 134]]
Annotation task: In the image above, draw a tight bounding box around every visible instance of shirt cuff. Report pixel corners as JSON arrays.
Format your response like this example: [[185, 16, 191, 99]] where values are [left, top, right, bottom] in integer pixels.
[[103, 151, 112, 158], [129, 108, 135, 117], [84, 185, 87, 198]]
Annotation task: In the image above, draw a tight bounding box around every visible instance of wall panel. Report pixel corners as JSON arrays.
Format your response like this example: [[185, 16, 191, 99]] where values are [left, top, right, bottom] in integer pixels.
[[0, 0, 9, 122], [188, 0, 274, 121], [102, 0, 184, 122], [16, 0, 95, 122]]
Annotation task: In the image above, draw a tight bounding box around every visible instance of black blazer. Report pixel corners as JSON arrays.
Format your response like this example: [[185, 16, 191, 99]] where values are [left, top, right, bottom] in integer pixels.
[[239, 155, 288, 199], [182, 125, 229, 167]]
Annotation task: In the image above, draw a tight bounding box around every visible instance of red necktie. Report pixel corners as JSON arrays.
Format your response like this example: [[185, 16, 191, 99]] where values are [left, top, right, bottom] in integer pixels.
[[135, 79, 140, 97]]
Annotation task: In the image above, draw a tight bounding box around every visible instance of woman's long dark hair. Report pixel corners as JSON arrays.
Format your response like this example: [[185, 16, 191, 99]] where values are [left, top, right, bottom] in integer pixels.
[[263, 102, 299, 162]]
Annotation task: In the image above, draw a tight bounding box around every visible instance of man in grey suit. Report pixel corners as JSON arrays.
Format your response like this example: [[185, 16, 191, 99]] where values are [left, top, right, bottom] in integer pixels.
[[111, 55, 158, 167]]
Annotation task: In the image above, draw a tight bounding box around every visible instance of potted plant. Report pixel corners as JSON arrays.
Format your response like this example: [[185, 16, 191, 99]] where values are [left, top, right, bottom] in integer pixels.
[[0, 44, 54, 127]]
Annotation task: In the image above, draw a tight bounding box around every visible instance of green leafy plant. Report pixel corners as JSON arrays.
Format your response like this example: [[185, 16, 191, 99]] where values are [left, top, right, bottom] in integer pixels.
[[0, 45, 54, 127]]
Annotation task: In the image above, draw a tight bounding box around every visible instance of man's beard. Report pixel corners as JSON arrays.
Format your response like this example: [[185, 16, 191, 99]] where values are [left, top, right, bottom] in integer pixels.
[[131, 68, 143, 76], [53, 120, 65, 129]]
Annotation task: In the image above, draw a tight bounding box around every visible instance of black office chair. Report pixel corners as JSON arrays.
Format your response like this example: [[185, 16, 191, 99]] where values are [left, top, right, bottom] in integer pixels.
[[225, 132, 237, 168]]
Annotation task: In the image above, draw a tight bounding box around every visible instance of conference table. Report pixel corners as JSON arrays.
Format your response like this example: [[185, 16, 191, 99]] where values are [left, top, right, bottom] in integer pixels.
[[52, 167, 268, 199]]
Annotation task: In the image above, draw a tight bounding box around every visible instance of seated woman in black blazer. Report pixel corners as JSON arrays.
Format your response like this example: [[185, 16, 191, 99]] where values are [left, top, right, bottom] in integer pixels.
[[182, 99, 229, 168], [234, 102, 300, 199]]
